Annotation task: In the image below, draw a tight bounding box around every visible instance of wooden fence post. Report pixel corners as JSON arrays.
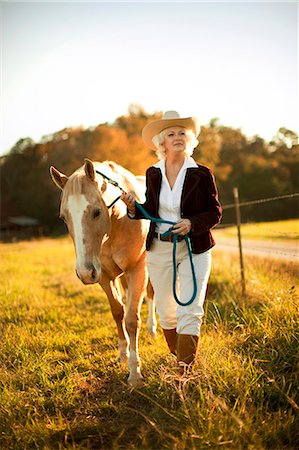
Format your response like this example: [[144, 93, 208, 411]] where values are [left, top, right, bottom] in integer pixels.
[[233, 187, 246, 295]]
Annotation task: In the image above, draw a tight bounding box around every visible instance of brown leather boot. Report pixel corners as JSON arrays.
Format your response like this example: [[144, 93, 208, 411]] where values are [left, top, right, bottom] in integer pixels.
[[162, 328, 177, 355], [177, 334, 199, 371]]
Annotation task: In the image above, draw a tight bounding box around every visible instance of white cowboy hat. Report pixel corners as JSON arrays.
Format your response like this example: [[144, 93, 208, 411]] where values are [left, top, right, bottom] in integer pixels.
[[142, 110, 200, 150]]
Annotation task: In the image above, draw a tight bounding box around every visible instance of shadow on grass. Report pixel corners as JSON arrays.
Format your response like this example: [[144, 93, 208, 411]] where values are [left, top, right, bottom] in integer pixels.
[[37, 356, 183, 450]]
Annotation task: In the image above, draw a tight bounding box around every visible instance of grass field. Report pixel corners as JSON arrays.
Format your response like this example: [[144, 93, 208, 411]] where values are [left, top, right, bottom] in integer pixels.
[[215, 219, 299, 241], [0, 236, 298, 449]]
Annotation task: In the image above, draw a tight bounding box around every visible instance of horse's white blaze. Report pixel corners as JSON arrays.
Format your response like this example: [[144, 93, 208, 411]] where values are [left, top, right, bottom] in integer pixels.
[[67, 194, 89, 270]]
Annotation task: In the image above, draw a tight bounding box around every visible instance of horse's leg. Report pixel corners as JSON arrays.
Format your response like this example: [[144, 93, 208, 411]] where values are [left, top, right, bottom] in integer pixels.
[[99, 272, 129, 363], [125, 263, 147, 386], [145, 279, 157, 337]]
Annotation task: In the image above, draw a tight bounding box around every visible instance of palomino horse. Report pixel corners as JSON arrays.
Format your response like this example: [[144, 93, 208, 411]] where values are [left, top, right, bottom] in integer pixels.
[[50, 159, 156, 386]]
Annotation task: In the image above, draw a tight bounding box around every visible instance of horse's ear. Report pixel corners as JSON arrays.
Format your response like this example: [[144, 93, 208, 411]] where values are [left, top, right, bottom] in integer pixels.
[[84, 158, 95, 181], [107, 161, 116, 172], [50, 166, 68, 190]]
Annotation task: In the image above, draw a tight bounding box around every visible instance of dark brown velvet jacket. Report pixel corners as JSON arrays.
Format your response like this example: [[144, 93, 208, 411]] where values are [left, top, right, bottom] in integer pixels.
[[131, 163, 222, 254]]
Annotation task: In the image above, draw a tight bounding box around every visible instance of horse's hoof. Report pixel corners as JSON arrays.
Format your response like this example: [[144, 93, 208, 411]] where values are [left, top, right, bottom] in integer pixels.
[[128, 373, 144, 388]]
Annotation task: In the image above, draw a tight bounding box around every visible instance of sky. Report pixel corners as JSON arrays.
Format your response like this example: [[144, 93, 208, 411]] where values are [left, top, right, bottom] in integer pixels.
[[1, 1, 298, 155]]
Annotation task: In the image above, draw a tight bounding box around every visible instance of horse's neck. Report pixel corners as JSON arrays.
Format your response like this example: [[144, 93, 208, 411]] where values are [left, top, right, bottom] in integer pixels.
[[101, 183, 127, 219], [94, 162, 143, 217]]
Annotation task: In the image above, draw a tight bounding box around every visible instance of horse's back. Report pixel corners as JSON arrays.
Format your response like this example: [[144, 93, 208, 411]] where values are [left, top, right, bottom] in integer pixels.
[[135, 176, 146, 203]]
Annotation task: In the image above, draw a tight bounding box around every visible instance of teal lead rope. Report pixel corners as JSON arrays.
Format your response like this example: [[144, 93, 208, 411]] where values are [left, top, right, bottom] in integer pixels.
[[95, 168, 198, 306], [134, 203, 198, 307]]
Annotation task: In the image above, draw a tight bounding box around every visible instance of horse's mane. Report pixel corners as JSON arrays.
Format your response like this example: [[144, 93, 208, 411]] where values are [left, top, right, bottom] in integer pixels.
[[94, 161, 145, 202], [63, 170, 86, 196]]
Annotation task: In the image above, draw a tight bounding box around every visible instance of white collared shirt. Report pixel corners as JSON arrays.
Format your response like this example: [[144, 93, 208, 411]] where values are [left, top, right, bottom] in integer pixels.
[[153, 156, 198, 234]]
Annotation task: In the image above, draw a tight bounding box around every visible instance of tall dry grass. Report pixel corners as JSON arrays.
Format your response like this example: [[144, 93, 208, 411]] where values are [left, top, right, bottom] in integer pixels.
[[0, 237, 298, 449]]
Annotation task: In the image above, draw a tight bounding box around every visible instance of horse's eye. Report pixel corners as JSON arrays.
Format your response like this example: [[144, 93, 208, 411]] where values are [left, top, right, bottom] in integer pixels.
[[93, 208, 101, 219], [60, 214, 66, 222]]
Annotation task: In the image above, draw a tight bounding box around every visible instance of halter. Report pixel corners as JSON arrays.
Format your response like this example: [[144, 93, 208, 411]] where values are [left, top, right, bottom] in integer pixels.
[[95, 169, 124, 209], [95, 169, 197, 306]]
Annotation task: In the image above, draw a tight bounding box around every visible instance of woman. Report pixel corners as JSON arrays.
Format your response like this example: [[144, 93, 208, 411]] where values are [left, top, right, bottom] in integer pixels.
[[121, 111, 222, 370]]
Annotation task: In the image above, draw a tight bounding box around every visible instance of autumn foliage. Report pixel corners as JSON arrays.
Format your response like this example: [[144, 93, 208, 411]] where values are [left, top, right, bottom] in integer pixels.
[[1, 105, 298, 233]]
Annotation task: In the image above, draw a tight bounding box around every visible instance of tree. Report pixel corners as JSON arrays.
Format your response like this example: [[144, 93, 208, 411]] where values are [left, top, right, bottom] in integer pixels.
[[1, 109, 298, 233], [194, 125, 221, 171]]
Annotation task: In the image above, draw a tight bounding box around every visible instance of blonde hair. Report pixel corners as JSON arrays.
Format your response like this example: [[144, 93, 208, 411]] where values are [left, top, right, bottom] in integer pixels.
[[152, 128, 199, 160]]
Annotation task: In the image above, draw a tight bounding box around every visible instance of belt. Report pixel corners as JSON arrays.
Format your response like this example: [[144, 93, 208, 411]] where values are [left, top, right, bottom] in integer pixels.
[[154, 232, 185, 243]]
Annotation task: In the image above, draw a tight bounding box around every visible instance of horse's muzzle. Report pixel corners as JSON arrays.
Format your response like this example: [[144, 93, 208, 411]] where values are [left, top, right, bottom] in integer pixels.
[[76, 263, 100, 284]]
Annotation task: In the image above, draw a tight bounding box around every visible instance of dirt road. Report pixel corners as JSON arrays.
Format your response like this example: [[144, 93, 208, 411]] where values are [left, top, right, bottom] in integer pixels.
[[215, 236, 298, 262]]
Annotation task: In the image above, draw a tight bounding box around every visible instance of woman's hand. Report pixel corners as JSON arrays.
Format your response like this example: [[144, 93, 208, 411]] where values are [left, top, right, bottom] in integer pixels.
[[120, 192, 136, 214], [172, 218, 192, 236]]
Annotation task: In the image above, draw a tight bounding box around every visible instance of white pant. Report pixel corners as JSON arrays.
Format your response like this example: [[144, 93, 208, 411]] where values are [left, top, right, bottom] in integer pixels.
[[146, 239, 212, 336]]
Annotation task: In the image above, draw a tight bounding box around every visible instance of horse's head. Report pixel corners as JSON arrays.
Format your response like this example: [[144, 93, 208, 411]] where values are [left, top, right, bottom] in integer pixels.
[[50, 159, 110, 285]]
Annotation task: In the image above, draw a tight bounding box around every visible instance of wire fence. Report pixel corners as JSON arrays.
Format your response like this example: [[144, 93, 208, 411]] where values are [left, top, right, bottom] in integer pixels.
[[222, 192, 299, 210], [215, 189, 299, 294]]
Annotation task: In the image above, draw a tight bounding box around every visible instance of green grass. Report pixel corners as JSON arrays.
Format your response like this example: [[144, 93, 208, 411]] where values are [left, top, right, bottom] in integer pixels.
[[0, 236, 298, 449], [215, 218, 299, 241]]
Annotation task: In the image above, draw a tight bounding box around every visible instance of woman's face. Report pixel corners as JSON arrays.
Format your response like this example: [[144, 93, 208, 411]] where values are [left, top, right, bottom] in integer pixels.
[[163, 126, 187, 154]]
